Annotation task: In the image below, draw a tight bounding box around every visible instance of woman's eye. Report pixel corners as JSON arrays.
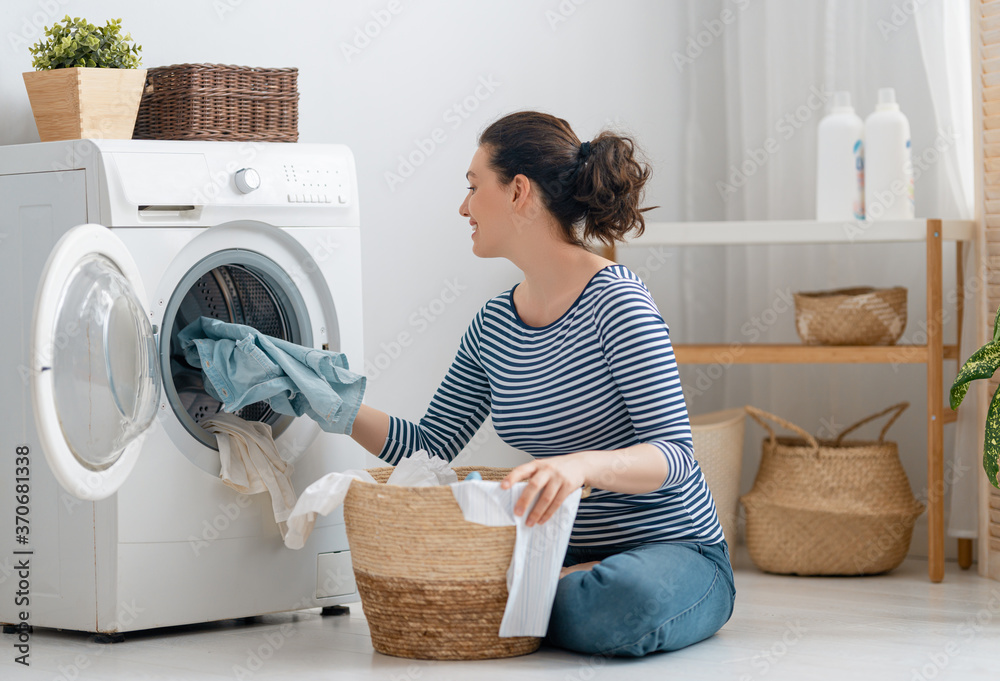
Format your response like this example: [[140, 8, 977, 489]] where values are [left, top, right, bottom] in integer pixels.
[[466, 186, 475, 192]]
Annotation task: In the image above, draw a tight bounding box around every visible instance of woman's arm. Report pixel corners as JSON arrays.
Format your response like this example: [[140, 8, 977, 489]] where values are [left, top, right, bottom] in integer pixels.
[[349, 403, 391, 456], [501, 443, 669, 526], [350, 307, 492, 464]]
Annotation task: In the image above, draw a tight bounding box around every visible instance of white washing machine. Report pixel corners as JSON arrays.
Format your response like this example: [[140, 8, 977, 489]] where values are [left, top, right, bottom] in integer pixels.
[[0, 139, 366, 636]]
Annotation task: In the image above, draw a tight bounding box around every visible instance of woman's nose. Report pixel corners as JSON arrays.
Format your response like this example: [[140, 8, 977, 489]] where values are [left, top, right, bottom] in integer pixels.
[[459, 197, 469, 217]]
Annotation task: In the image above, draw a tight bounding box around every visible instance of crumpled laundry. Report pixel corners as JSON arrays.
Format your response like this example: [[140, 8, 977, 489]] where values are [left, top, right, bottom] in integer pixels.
[[283, 451, 579, 637], [450, 481, 581, 637], [283, 452, 454, 549], [282, 468, 377, 550], [202, 414, 298, 535], [177, 316, 366, 435]]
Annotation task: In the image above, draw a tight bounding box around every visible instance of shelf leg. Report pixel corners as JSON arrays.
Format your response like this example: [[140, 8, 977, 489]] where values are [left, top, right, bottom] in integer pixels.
[[958, 538, 974, 569], [927, 219, 945, 583]]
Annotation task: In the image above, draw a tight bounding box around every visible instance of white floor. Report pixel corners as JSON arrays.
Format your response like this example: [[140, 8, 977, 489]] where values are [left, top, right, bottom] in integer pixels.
[[2, 548, 998, 681]]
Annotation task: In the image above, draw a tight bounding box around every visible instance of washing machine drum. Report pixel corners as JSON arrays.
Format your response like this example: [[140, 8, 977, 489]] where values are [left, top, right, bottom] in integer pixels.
[[169, 262, 302, 438]]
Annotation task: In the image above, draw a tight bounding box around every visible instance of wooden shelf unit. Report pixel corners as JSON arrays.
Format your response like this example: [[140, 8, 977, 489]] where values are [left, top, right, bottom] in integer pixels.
[[614, 217, 976, 583]]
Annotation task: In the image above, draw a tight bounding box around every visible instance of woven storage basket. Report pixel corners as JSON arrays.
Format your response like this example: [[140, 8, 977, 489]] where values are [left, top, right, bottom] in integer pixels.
[[794, 286, 907, 346], [740, 403, 924, 576], [343, 466, 540, 660], [133, 63, 298, 141], [690, 408, 746, 548]]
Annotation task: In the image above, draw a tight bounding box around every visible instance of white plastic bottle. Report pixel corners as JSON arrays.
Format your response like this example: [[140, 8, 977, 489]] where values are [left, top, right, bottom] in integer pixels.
[[864, 88, 914, 220], [815, 91, 865, 221]]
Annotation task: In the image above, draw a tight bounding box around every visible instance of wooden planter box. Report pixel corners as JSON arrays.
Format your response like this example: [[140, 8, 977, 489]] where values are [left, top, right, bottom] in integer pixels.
[[22, 67, 147, 142]]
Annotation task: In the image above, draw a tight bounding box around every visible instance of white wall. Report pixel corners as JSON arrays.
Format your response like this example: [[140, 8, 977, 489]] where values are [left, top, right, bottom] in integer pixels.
[[0, 0, 691, 467]]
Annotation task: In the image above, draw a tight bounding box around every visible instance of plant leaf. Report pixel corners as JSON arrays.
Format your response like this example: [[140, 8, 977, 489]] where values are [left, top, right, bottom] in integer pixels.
[[950, 341, 1000, 409], [984, 386, 1000, 488], [994, 304, 1000, 343]]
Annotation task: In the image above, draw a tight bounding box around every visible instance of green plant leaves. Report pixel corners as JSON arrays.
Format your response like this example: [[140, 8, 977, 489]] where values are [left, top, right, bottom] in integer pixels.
[[28, 15, 141, 70], [950, 342, 1000, 410], [984, 385, 1000, 488], [950, 303, 1000, 488]]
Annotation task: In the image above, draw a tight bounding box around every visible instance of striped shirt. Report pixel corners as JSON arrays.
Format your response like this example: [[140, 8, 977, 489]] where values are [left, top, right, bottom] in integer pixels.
[[379, 264, 725, 548]]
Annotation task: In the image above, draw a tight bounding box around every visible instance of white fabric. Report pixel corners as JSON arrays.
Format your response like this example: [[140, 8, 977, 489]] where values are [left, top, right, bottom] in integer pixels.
[[386, 450, 458, 486], [282, 450, 579, 636], [450, 481, 581, 638], [283, 468, 377, 550], [645, 0, 977, 543], [203, 414, 299, 533]]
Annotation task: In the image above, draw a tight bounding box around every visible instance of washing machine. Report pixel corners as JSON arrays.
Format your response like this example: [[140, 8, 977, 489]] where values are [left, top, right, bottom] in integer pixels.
[[0, 139, 366, 635]]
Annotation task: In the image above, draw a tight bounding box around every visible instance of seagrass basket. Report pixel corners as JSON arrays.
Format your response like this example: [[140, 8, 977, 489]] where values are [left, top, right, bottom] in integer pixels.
[[691, 407, 746, 548], [740, 403, 924, 576], [794, 286, 907, 346], [133, 63, 298, 141], [343, 466, 541, 660]]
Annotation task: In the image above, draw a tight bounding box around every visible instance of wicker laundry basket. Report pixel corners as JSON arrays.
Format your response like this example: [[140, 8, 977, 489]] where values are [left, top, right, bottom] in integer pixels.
[[132, 63, 298, 141], [343, 466, 540, 660], [690, 408, 746, 548], [740, 403, 924, 576], [794, 286, 907, 346]]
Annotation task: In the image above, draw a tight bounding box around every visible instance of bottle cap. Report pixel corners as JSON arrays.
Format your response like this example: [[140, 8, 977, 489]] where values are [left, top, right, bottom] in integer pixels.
[[876, 87, 899, 111]]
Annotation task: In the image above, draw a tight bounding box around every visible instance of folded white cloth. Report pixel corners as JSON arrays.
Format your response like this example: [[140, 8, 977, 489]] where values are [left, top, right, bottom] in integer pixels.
[[202, 414, 298, 533], [450, 481, 581, 637]]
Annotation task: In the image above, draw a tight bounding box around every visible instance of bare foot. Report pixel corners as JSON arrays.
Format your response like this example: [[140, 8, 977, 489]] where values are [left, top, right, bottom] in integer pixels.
[[559, 560, 601, 578]]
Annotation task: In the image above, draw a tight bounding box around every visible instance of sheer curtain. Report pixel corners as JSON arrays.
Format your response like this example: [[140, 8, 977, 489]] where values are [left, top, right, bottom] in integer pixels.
[[626, 0, 976, 550]]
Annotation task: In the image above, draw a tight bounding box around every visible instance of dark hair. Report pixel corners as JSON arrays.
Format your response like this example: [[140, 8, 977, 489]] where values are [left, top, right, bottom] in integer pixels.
[[477, 111, 654, 247]]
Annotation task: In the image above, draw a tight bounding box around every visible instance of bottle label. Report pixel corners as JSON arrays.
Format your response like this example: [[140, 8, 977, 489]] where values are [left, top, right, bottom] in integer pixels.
[[853, 139, 865, 220]]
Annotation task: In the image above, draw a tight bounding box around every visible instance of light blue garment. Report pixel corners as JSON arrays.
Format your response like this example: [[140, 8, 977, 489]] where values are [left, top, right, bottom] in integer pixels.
[[177, 317, 366, 435], [545, 540, 735, 656]]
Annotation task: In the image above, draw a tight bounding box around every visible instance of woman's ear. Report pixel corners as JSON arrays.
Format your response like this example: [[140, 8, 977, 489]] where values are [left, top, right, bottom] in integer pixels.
[[510, 173, 533, 210]]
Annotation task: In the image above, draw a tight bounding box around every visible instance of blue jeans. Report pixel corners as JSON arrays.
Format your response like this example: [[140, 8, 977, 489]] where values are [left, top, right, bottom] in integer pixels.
[[544, 540, 736, 657]]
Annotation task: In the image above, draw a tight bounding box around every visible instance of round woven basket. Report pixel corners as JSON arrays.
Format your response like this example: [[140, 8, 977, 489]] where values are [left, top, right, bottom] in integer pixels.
[[343, 466, 541, 660], [740, 404, 924, 575], [690, 408, 746, 549], [794, 286, 907, 346]]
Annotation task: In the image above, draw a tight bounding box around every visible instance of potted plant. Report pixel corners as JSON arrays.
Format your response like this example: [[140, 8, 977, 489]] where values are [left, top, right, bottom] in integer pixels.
[[23, 15, 145, 142], [950, 305, 1000, 488]]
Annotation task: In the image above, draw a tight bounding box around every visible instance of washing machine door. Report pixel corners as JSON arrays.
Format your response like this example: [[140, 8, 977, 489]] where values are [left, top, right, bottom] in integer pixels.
[[31, 224, 161, 501]]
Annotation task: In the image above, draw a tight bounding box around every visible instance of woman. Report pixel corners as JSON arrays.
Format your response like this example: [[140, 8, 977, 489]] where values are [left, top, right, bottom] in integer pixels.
[[348, 111, 735, 657]]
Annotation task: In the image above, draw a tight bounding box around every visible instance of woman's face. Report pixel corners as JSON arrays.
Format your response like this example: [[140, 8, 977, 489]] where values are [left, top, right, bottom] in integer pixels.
[[459, 145, 512, 258]]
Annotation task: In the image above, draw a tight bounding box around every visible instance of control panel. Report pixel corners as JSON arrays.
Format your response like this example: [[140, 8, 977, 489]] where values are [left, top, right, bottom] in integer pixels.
[[283, 161, 350, 205]]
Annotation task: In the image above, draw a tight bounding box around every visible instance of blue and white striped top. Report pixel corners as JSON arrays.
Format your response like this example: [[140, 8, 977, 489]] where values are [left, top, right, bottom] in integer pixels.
[[378, 264, 725, 548]]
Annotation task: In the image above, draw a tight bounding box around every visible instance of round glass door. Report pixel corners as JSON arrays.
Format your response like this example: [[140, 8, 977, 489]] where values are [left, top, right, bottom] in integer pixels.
[[32, 224, 161, 500]]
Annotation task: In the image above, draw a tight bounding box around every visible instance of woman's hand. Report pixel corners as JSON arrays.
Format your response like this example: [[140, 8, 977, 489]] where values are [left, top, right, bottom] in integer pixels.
[[501, 452, 591, 526]]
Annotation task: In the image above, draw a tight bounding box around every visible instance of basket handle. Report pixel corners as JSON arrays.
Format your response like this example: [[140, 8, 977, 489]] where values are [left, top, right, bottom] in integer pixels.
[[744, 405, 819, 453], [833, 402, 909, 445]]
